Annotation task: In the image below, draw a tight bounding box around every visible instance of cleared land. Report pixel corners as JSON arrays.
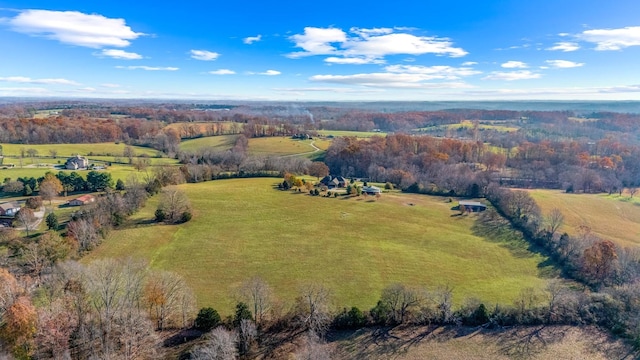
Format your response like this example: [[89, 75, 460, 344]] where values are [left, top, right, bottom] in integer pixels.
[[0, 142, 160, 157], [179, 135, 322, 157], [529, 189, 640, 247], [178, 135, 238, 152], [86, 178, 550, 315]]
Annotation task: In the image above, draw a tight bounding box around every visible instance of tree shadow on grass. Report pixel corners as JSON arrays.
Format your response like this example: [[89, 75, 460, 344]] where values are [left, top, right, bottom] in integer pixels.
[[471, 211, 536, 259]]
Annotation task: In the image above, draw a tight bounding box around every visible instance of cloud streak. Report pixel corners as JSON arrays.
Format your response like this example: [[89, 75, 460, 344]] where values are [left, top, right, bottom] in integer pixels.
[[209, 69, 235, 75], [190, 50, 220, 61], [546, 42, 580, 52], [5, 9, 143, 48], [0, 76, 79, 85], [501, 61, 528, 68], [243, 35, 262, 44], [116, 66, 179, 71], [483, 70, 541, 81], [545, 60, 584, 68], [98, 49, 143, 60]]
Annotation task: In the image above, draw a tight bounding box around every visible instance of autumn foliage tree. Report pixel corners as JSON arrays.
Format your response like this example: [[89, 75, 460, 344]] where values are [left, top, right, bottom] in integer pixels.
[[1, 296, 37, 359], [581, 240, 618, 289], [39, 172, 63, 205]]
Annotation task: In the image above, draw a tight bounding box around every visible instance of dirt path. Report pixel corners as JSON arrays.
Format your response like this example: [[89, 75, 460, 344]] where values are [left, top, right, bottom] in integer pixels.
[[281, 140, 321, 158]]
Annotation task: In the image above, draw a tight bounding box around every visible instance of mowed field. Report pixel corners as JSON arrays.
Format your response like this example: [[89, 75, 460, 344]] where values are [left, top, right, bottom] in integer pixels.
[[529, 189, 640, 247], [1, 142, 161, 157], [86, 178, 550, 315], [180, 135, 323, 157]]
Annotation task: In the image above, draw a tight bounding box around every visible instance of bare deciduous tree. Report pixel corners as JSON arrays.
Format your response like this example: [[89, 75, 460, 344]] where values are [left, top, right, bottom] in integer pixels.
[[15, 208, 36, 236], [158, 187, 191, 223], [295, 283, 331, 337], [191, 326, 238, 360], [546, 208, 565, 238], [380, 283, 423, 324], [239, 276, 272, 326]]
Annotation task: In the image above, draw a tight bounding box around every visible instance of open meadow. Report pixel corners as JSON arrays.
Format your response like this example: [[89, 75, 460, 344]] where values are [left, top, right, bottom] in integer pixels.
[[0, 142, 161, 157], [528, 189, 640, 248], [85, 177, 551, 315]]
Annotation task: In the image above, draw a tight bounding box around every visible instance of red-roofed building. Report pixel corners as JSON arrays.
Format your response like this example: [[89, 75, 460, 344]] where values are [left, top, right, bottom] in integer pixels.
[[69, 194, 96, 206]]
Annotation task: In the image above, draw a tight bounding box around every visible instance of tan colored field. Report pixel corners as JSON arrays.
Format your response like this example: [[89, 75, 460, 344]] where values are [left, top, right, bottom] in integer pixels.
[[528, 189, 640, 247], [327, 325, 632, 360]]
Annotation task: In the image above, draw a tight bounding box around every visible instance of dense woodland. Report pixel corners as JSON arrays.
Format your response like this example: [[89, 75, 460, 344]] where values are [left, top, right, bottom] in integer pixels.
[[3, 101, 640, 358]]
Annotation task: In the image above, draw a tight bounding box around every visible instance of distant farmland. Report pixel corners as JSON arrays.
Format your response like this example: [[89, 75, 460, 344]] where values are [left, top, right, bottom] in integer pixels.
[[529, 189, 640, 247], [86, 178, 550, 315]]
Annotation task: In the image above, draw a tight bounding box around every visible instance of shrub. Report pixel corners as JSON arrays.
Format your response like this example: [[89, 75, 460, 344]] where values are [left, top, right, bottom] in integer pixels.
[[45, 212, 58, 230], [181, 211, 193, 223], [115, 179, 125, 191], [384, 182, 394, 190], [334, 192, 339, 198], [334, 307, 367, 329], [195, 307, 221, 332], [155, 209, 166, 222], [233, 302, 253, 327]]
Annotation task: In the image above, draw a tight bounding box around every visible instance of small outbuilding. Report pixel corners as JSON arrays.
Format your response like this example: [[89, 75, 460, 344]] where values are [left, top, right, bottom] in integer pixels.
[[0, 201, 21, 216], [362, 185, 382, 195], [69, 194, 96, 206], [458, 200, 487, 212]]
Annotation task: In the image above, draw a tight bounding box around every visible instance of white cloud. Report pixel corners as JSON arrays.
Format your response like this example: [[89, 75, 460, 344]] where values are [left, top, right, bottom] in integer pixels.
[[349, 27, 393, 37], [462, 61, 477, 66], [501, 61, 528, 68], [243, 35, 262, 44], [483, 70, 541, 81], [101, 83, 120, 88], [385, 65, 481, 78], [116, 66, 179, 71], [190, 50, 220, 61], [545, 60, 584, 68], [274, 87, 384, 93], [0, 87, 49, 94], [324, 57, 385, 65], [310, 72, 472, 89], [98, 49, 142, 60], [209, 69, 235, 75], [0, 76, 79, 85], [342, 33, 467, 58], [260, 70, 281, 76], [78, 87, 96, 92], [287, 26, 467, 62], [546, 42, 580, 52], [288, 27, 347, 58], [580, 26, 640, 50], [6, 9, 143, 48]]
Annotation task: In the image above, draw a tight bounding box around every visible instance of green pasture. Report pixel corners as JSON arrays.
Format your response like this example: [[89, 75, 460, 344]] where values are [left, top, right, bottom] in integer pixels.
[[529, 189, 640, 248], [248, 138, 318, 156], [178, 135, 238, 152], [86, 178, 550, 315], [0, 143, 161, 157]]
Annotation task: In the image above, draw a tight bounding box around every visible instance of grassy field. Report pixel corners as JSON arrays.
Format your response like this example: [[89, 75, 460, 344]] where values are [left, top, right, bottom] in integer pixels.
[[85, 178, 550, 315], [528, 189, 640, 247], [0, 164, 149, 183], [180, 135, 323, 157], [178, 135, 238, 152], [0, 143, 161, 157], [248, 138, 318, 156]]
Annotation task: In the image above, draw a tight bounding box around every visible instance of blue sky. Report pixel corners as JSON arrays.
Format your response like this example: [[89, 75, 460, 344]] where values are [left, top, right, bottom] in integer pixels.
[[2, 1, 640, 100]]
